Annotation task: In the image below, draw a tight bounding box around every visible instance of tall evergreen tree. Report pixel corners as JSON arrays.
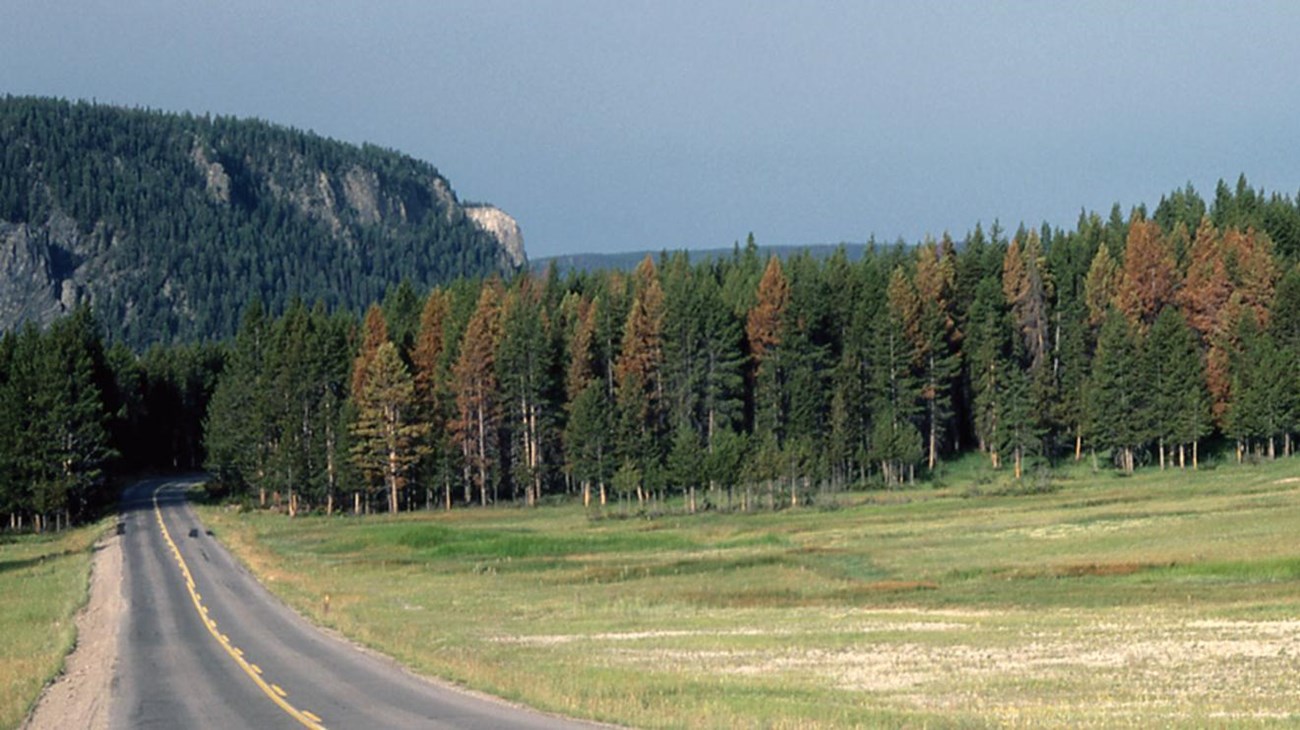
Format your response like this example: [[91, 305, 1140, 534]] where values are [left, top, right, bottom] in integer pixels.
[[871, 268, 923, 485], [1088, 311, 1148, 473], [411, 287, 454, 508], [912, 240, 961, 470], [746, 256, 790, 442], [351, 341, 428, 513], [205, 300, 276, 503], [497, 276, 554, 505], [452, 282, 503, 505], [1145, 307, 1211, 468], [614, 257, 667, 501], [1083, 242, 1120, 331]]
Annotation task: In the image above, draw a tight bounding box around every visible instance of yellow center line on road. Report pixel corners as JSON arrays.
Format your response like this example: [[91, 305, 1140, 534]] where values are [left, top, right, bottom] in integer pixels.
[[152, 484, 327, 730]]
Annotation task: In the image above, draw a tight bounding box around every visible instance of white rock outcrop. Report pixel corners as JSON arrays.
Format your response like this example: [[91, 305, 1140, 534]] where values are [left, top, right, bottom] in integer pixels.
[[465, 204, 526, 268]]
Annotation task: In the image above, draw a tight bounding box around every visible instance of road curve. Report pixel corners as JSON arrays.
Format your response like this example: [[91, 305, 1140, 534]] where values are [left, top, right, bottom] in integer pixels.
[[112, 477, 602, 729]]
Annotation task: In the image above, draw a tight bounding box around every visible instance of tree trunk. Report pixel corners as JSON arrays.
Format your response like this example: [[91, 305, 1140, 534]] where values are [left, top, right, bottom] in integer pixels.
[[387, 453, 398, 514], [1075, 426, 1083, 461], [1158, 439, 1165, 470], [476, 405, 489, 507], [1193, 440, 1199, 470], [927, 371, 938, 471]]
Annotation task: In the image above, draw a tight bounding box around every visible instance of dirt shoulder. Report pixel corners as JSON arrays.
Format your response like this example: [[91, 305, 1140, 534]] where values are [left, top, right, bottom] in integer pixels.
[[23, 528, 123, 730]]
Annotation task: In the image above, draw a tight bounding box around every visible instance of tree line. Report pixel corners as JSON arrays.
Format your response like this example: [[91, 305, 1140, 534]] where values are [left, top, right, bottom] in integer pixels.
[[0, 306, 220, 530], [6, 177, 1300, 527], [202, 179, 1300, 514]]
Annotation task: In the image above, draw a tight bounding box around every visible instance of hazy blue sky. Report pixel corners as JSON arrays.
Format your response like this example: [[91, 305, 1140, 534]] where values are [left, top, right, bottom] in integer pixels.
[[5, 1, 1299, 258]]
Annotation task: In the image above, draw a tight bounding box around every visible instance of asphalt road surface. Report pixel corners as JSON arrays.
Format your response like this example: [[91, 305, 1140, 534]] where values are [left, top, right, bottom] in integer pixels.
[[113, 477, 601, 729]]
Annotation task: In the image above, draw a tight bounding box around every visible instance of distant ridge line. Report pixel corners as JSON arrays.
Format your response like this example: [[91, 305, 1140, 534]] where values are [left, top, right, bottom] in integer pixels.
[[533, 242, 875, 274]]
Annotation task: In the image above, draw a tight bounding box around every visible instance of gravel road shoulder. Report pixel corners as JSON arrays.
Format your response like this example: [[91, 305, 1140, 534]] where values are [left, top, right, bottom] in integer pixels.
[[23, 528, 122, 730]]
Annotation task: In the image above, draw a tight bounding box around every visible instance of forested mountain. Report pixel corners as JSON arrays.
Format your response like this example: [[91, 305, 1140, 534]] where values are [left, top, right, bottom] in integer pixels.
[[0, 96, 524, 348]]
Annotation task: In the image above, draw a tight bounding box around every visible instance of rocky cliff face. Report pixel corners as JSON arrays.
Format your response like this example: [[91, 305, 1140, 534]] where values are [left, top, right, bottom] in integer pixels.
[[0, 97, 526, 345], [465, 204, 526, 269]]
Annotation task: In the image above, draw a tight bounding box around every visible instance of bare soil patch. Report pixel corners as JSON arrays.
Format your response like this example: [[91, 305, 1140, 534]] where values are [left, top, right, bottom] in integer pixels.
[[23, 530, 122, 730]]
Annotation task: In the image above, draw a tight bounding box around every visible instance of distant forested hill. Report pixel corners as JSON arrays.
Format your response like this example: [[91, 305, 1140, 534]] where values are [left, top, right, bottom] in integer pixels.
[[534, 240, 873, 275], [0, 96, 524, 348]]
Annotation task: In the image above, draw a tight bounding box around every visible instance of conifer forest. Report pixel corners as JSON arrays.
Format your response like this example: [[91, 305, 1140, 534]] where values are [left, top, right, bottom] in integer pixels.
[[6, 178, 1300, 525]]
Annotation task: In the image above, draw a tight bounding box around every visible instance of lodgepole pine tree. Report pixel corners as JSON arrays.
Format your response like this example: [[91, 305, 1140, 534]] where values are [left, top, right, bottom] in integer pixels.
[[747, 255, 790, 441], [352, 304, 390, 400], [1083, 242, 1120, 331], [1088, 311, 1148, 473], [871, 268, 923, 485], [563, 294, 616, 507], [1114, 215, 1180, 333], [1002, 231, 1050, 372], [411, 287, 453, 508], [205, 300, 276, 505], [1146, 307, 1211, 468], [1270, 266, 1300, 455], [497, 276, 553, 506], [452, 282, 503, 506], [614, 258, 667, 503], [351, 341, 428, 514], [913, 240, 960, 470]]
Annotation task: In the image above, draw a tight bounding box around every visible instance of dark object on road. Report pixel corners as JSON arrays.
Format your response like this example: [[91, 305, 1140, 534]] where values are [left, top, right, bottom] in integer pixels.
[[188, 528, 199, 538]]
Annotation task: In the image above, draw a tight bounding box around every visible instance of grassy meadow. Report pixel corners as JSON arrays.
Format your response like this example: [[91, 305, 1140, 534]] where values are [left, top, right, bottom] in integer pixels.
[[199, 457, 1300, 728], [0, 522, 102, 729]]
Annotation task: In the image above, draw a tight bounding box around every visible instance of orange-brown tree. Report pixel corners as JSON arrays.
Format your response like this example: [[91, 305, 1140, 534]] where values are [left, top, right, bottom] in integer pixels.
[[614, 257, 666, 501], [746, 255, 790, 439], [351, 303, 389, 400], [1114, 216, 1180, 333], [452, 281, 503, 506], [913, 239, 960, 470], [410, 287, 452, 508]]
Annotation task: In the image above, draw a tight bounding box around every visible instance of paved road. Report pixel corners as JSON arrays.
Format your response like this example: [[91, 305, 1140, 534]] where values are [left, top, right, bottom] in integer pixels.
[[113, 477, 601, 729]]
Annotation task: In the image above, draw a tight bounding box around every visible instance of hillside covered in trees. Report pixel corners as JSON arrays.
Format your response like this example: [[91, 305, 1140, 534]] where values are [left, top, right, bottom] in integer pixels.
[[199, 178, 1300, 515], [0, 96, 524, 348]]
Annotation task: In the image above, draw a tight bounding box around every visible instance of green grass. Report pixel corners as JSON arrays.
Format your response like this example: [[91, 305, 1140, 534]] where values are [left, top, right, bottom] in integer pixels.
[[0, 522, 103, 730], [200, 457, 1300, 728]]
